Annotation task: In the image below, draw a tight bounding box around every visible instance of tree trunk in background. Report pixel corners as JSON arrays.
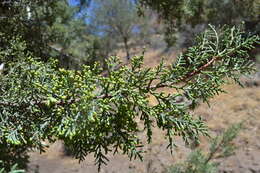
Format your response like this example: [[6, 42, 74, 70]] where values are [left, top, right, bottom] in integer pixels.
[[123, 36, 130, 60]]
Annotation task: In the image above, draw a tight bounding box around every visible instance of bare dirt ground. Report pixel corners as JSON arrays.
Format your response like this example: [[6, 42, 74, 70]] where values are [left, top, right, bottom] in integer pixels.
[[28, 50, 260, 173]]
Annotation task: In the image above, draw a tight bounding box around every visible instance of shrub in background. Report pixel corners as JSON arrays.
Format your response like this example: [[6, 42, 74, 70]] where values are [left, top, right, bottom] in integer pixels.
[[168, 123, 242, 173]]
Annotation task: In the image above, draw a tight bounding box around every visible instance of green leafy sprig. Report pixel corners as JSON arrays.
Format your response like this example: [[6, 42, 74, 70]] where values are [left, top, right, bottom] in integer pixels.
[[0, 25, 259, 171]]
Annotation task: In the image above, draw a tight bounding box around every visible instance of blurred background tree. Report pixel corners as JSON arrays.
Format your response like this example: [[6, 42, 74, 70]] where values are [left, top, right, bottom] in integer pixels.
[[0, 0, 101, 69], [138, 0, 259, 48], [89, 0, 156, 60]]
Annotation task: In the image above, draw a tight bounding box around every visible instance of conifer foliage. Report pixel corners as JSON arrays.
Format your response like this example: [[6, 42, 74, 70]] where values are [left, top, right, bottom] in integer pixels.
[[0, 24, 259, 171]]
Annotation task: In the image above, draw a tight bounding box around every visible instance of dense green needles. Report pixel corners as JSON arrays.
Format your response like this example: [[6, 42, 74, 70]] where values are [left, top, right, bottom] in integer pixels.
[[0, 25, 259, 171]]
